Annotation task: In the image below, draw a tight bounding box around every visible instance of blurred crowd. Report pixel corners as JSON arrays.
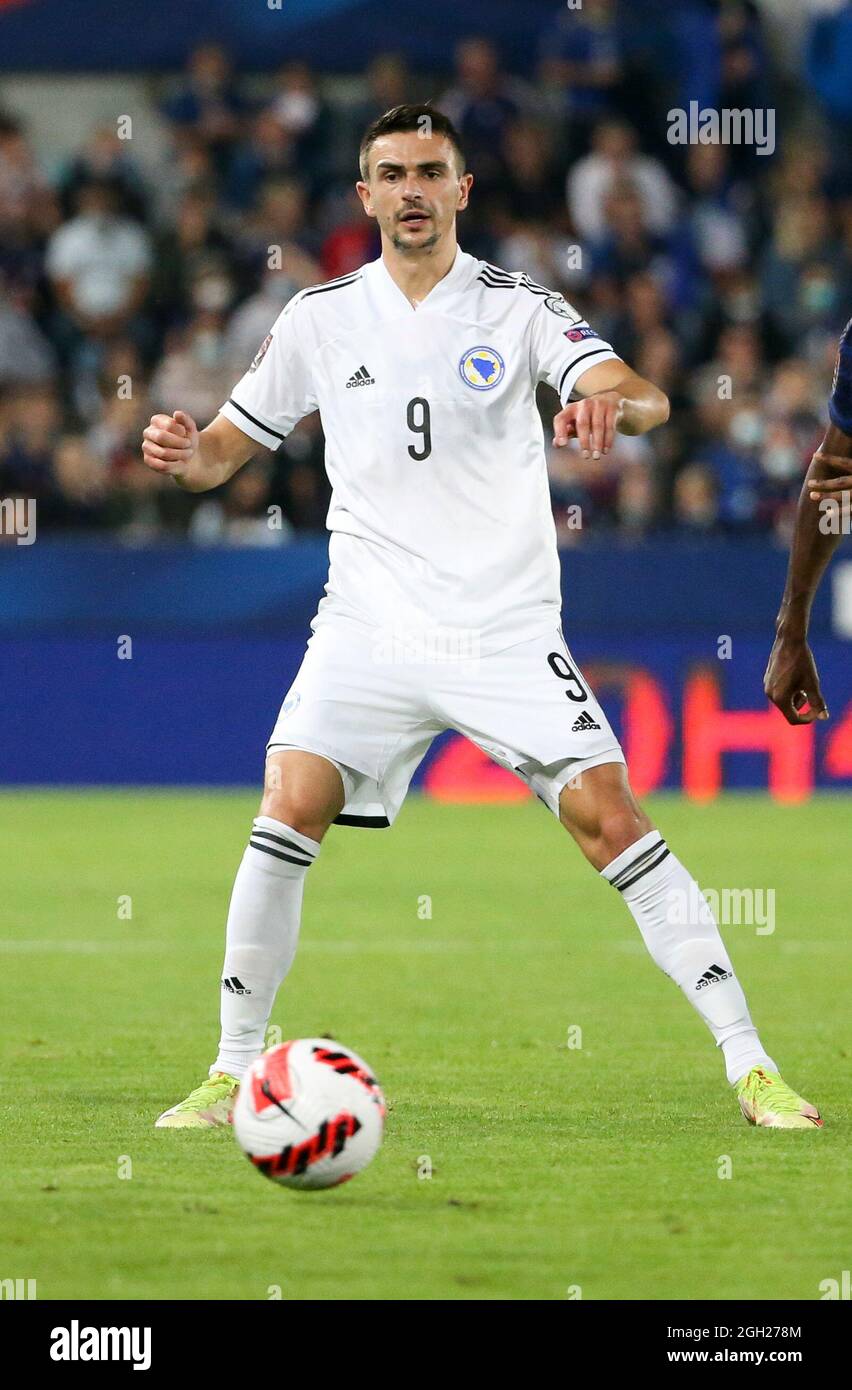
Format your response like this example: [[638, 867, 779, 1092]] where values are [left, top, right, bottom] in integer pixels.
[[1, 0, 852, 547]]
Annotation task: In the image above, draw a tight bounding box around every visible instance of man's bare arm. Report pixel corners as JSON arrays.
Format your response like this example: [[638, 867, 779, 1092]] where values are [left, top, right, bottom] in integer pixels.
[[552, 360, 670, 459], [764, 427, 849, 724], [141, 411, 259, 492], [776, 425, 850, 635]]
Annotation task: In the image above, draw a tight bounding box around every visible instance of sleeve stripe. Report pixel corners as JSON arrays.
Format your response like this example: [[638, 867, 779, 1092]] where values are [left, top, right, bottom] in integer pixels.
[[225, 397, 286, 443], [557, 348, 617, 401]]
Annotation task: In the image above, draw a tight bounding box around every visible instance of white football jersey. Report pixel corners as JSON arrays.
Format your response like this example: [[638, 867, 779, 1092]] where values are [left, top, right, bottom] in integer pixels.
[[219, 248, 621, 653]]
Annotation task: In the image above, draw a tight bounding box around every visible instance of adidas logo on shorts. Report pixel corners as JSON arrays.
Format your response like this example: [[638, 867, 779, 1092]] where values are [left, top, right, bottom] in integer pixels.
[[346, 364, 375, 388], [571, 710, 601, 732]]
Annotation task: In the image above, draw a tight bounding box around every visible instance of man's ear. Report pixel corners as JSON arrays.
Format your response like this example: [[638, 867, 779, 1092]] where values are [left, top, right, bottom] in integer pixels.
[[355, 181, 375, 217]]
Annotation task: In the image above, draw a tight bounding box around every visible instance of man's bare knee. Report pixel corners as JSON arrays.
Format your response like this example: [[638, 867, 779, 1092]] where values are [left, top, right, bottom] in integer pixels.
[[559, 763, 654, 870], [597, 805, 653, 863], [260, 750, 346, 841]]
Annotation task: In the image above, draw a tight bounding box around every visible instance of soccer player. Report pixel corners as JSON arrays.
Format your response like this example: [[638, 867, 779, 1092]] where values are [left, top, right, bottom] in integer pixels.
[[765, 317, 852, 723], [143, 105, 821, 1131]]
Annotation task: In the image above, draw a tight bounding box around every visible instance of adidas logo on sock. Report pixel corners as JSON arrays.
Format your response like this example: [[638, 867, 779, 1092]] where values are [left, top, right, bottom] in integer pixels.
[[694, 963, 732, 991], [222, 976, 251, 995], [346, 364, 375, 388], [571, 710, 601, 732]]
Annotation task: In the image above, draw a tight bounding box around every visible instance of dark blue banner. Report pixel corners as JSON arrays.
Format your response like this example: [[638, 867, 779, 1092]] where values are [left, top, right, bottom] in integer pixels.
[[0, 0, 559, 73], [0, 537, 837, 637], [2, 541, 849, 794], [2, 632, 850, 795]]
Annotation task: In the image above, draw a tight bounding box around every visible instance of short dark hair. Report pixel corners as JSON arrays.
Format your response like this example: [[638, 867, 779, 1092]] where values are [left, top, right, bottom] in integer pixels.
[[359, 103, 466, 181]]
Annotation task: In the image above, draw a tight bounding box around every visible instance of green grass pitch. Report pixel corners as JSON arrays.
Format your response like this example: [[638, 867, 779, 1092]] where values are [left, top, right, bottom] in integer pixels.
[[1, 789, 849, 1301]]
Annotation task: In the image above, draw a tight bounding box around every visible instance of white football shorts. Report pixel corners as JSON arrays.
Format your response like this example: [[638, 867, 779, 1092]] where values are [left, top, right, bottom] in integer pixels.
[[266, 616, 625, 826]]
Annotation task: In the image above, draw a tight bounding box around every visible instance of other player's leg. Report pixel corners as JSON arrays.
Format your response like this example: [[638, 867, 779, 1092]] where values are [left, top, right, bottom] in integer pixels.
[[155, 750, 344, 1129], [557, 761, 822, 1129]]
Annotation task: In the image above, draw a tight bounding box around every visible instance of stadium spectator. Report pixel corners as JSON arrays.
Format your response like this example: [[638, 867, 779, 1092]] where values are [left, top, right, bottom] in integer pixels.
[[682, 144, 751, 277], [225, 263, 312, 375], [0, 386, 61, 502], [224, 111, 299, 212], [537, 0, 625, 146], [616, 458, 659, 537], [151, 190, 236, 333], [499, 120, 565, 226], [150, 311, 234, 428], [318, 186, 378, 280], [85, 354, 152, 469], [162, 43, 249, 176], [49, 433, 112, 531], [153, 131, 220, 227], [440, 38, 533, 195], [586, 180, 695, 319], [343, 54, 414, 169], [492, 216, 579, 297], [759, 193, 849, 346], [0, 114, 56, 240], [268, 412, 330, 532], [719, 1, 771, 178], [805, 0, 852, 195], [267, 62, 333, 193], [0, 114, 59, 299], [45, 177, 152, 357], [57, 125, 148, 224], [0, 283, 56, 387], [568, 119, 679, 242], [228, 177, 319, 289], [189, 462, 287, 546], [672, 461, 720, 533]]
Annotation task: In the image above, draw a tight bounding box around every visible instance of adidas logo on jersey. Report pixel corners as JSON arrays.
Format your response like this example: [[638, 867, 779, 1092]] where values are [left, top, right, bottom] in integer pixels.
[[571, 710, 601, 731], [695, 963, 733, 991], [346, 365, 375, 388], [221, 976, 251, 995]]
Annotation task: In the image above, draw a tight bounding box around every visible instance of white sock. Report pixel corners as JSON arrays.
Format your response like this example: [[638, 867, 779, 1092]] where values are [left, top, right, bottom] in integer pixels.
[[212, 816, 320, 1079], [600, 830, 777, 1085]]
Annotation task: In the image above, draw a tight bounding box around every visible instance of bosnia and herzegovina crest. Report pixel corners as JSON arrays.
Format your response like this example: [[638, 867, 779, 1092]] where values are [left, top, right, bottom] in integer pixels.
[[458, 345, 505, 390]]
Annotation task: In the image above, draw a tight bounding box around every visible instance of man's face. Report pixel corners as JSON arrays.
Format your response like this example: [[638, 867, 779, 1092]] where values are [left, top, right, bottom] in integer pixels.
[[356, 130, 472, 254], [80, 185, 115, 221]]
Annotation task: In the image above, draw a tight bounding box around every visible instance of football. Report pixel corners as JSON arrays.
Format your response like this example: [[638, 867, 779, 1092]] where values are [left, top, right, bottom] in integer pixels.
[[233, 1039, 386, 1190]]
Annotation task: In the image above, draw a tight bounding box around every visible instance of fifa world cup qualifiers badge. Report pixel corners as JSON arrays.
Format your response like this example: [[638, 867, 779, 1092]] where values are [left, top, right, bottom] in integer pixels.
[[544, 294, 579, 321], [249, 333, 273, 373]]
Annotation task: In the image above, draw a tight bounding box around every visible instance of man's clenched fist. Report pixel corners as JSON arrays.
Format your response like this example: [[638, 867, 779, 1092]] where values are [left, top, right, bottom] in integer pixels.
[[764, 633, 829, 725], [142, 410, 199, 477]]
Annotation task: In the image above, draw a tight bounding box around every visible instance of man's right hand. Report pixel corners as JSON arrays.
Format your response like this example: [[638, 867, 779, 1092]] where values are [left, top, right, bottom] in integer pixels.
[[142, 410, 199, 479], [806, 451, 852, 499], [764, 633, 829, 725]]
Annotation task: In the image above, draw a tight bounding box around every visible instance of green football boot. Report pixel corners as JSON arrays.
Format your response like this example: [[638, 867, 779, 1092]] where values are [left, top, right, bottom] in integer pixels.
[[735, 1067, 823, 1129], [155, 1071, 240, 1129]]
